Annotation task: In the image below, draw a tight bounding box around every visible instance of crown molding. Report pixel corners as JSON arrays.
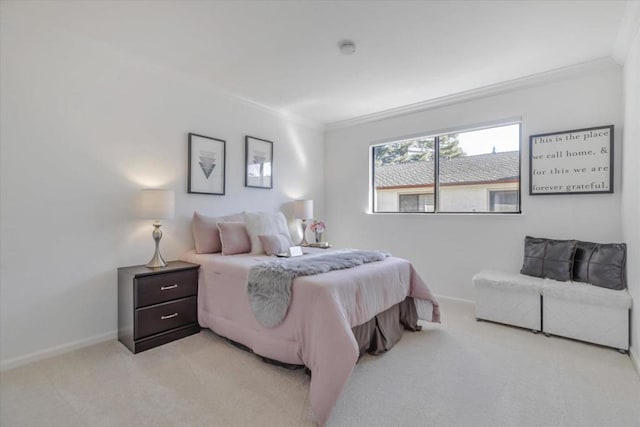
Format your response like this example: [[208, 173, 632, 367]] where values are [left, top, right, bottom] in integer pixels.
[[613, 0, 640, 64], [157, 55, 323, 131], [227, 92, 323, 131], [325, 57, 620, 131]]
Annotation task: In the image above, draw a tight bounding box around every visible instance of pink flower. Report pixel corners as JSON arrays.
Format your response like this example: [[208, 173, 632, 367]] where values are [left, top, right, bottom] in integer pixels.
[[310, 220, 326, 232]]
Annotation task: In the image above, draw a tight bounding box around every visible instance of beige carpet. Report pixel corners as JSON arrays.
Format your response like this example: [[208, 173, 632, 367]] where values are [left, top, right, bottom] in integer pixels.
[[1, 298, 639, 426]]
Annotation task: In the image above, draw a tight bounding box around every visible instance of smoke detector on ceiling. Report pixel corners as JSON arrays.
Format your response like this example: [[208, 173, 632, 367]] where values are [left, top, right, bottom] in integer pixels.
[[338, 40, 356, 55]]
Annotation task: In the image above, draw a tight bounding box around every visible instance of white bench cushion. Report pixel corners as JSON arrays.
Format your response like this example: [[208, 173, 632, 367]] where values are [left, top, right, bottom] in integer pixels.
[[542, 279, 632, 309], [473, 270, 543, 294]]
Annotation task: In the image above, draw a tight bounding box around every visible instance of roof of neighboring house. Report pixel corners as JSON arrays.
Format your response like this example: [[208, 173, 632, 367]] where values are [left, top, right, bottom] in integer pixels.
[[375, 151, 519, 188]]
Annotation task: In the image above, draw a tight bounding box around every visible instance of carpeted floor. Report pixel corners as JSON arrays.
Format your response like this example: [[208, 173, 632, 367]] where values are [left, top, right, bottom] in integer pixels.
[[1, 298, 639, 426]]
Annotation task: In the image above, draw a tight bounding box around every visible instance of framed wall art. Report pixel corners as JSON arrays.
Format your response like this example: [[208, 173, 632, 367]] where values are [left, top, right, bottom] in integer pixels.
[[245, 135, 273, 189], [529, 125, 613, 195], [188, 133, 226, 195]]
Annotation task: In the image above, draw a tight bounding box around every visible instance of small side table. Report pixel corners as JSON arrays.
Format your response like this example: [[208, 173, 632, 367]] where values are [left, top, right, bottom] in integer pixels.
[[118, 261, 200, 353]]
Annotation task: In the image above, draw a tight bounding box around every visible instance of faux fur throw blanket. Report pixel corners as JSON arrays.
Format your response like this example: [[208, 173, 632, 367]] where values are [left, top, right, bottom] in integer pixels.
[[247, 250, 389, 328]]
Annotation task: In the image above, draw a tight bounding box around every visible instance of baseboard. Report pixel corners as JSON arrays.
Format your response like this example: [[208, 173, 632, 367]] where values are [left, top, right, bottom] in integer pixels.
[[630, 347, 640, 378], [0, 330, 117, 372], [434, 294, 475, 305]]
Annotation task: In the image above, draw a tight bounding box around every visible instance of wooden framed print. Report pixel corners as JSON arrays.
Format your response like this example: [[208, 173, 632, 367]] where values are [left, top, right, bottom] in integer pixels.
[[188, 133, 226, 195], [529, 125, 613, 195], [245, 135, 273, 189]]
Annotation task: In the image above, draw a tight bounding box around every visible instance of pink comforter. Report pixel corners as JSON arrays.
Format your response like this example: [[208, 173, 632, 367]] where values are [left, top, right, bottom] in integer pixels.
[[181, 249, 440, 425]]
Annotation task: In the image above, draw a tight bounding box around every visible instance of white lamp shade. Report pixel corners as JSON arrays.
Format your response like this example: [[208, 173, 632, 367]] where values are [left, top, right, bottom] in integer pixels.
[[293, 199, 314, 219], [139, 189, 175, 220]]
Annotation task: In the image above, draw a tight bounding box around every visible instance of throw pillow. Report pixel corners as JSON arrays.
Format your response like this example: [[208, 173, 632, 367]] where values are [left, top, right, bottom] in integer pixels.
[[573, 240, 597, 282], [192, 211, 243, 254], [573, 241, 626, 290], [258, 234, 291, 256], [520, 236, 547, 278], [217, 222, 251, 255], [244, 211, 292, 254], [520, 236, 577, 282]]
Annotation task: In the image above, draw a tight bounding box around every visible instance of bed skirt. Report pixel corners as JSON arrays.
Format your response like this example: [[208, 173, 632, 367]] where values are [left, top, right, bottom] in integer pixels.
[[352, 296, 421, 356], [223, 297, 421, 370]]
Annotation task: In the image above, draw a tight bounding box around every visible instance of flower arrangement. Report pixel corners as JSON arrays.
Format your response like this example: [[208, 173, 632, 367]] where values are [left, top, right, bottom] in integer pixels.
[[310, 220, 326, 233]]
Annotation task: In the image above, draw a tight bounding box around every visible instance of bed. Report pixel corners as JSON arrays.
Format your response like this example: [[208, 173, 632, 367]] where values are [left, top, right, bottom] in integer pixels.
[[180, 247, 440, 426]]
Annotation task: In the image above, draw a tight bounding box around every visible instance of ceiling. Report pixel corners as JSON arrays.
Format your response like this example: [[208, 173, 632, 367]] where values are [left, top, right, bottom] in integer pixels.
[[29, 1, 630, 126]]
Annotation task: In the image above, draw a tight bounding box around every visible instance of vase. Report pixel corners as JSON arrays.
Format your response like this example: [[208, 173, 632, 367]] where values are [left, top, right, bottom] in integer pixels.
[[315, 231, 323, 243]]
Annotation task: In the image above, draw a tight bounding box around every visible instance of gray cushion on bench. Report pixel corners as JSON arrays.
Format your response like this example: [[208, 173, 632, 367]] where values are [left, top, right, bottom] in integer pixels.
[[520, 236, 577, 282], [572, 241, 626, 290]]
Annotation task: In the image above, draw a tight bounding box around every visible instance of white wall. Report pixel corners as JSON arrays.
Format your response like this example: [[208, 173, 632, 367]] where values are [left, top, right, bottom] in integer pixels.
[[622, 25, 640, 367], [325, 64, 623, 301], [0, 4, 324, 367]]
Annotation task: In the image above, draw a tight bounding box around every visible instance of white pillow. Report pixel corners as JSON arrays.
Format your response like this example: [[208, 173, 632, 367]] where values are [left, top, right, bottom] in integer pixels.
[[258, 234, 291, 256], [244, 212, 292, 254]]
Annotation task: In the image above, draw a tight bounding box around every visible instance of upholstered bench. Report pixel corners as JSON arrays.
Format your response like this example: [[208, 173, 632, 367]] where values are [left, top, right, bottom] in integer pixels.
[[473, 236, 632, 352], [473, 270, 543, 332], [542, 280, 632, 352]]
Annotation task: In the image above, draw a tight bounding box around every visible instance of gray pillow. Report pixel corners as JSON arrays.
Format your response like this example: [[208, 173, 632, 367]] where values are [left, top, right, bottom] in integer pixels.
[[520, 236, 577, 282], [573, 241, 626, 290]]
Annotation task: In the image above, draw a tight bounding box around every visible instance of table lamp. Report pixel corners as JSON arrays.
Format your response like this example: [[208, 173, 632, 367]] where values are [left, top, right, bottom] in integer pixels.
[[293, 199, 313, 246], [139, 189, 175, 267]]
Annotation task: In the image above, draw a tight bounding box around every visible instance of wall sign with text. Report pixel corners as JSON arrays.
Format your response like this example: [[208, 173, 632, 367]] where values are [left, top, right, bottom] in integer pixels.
[[529, 125, 613, 195]]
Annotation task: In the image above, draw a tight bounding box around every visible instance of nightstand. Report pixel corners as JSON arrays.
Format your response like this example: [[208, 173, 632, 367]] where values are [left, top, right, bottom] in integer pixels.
[[118, 261, 200, 353]]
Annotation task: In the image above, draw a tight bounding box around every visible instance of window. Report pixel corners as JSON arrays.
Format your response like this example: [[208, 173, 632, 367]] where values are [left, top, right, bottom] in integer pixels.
[[489, 190, 519, 212], [399, 193, 434, 212], [372, 123, 521, 213]]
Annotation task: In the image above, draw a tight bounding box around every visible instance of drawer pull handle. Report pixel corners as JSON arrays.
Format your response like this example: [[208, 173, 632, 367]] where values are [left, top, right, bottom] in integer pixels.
[[160, 284, 178, 290], [161, 313, 178, 320]]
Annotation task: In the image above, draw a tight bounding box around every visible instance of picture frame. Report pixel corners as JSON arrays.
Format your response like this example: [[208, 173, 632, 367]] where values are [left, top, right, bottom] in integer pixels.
[[245, 135, 273, 189], [529, 125, 613, 195], [188, 133, 226, 195]]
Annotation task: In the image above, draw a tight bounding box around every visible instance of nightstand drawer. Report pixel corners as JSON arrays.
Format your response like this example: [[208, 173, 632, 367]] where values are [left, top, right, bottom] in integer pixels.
[[135, 269, 198, 308], [135, 296, 197, 339]]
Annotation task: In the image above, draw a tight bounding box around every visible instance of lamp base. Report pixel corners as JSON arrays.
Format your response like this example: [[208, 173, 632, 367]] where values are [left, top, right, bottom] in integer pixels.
[[298, 219, 310, 246], [146, 222, 167, 268], [146, 252, 167, 268]]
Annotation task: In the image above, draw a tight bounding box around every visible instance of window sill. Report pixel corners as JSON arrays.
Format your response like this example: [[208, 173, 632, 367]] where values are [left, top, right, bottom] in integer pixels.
[[367, 211, 523, 216]]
